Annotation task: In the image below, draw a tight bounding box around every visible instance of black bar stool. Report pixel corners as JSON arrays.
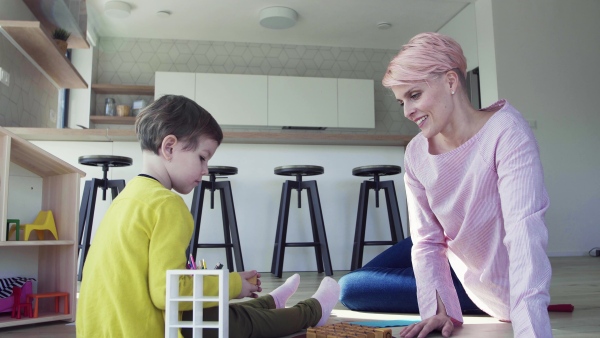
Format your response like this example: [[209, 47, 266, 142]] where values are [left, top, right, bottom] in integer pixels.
[[351, 165, 405, 271], [77, 155, 132, 281], [187, 166, 244, 273], [271, 165, 333, 278]]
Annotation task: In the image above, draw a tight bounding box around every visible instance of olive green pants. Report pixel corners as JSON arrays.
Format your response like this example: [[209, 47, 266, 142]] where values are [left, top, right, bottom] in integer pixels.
[[181, 295, 321, 338]]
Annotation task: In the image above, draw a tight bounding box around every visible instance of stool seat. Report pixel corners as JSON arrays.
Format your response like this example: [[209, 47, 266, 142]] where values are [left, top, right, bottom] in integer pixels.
[[275, 165, 324, 176], [79, 155, 133, 167], [208, 166, 238, 176], [352, 165, 401, 177]]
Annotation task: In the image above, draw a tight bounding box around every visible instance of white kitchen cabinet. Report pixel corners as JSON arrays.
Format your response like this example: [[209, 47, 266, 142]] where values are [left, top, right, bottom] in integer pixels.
[[338, 79, 375, 128], [155, 72, 196, 101], [154, 73, 374, 129], [268, 76, 338, 128], [195, 74, 268, 126]]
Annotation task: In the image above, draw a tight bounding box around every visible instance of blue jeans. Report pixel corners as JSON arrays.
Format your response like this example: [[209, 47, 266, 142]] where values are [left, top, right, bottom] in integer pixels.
[[338, 237, 482, 314]]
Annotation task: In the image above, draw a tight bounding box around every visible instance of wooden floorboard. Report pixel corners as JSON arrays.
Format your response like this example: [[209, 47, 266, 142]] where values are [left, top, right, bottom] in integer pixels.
[[0, 256, 598, 337]]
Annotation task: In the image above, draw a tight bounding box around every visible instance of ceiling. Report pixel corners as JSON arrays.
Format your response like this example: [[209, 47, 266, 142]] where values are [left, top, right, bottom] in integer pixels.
[[86, 0, 474, 50]]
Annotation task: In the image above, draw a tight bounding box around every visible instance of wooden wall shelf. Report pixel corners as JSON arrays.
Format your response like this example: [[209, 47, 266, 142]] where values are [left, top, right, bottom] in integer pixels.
[[91, 84, 155, 96], [0, 20, 87, 89], [23, 0, 90, 50], [90, 115, 136, 125]]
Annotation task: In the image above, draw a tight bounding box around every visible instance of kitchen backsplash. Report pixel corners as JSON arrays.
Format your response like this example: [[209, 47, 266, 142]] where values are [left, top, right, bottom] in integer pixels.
[[0, 33, 58, 128], [95, 37, 418, 135]]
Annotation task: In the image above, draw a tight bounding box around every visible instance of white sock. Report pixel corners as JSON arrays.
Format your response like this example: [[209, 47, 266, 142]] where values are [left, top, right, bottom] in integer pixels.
[[311, 277, 340, 327], [269, 273, 301, 309]]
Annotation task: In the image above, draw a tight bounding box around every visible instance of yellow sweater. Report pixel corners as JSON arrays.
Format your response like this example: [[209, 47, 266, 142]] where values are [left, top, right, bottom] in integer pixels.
[[76, 176, 242, 337]]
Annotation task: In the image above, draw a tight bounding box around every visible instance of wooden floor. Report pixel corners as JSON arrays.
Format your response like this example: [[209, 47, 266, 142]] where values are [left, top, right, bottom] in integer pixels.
[[1, 256, 598, 337]]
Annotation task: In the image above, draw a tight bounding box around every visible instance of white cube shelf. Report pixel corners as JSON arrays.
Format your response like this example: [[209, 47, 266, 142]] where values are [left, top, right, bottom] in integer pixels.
[[165, 269, 229, 338]]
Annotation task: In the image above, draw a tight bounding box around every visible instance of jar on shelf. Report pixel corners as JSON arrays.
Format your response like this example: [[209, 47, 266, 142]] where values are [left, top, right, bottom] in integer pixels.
[[105, 98, 116, 116]]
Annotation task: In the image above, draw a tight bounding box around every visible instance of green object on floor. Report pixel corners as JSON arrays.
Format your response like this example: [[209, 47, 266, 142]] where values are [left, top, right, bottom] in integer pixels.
[[7, 219, 21, 240]]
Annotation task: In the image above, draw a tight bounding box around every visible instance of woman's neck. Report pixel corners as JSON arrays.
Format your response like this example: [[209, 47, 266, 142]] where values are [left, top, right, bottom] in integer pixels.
[[429, 100, 492, 154]]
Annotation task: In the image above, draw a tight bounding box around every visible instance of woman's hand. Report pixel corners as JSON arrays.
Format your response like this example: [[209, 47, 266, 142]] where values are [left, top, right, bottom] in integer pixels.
[[236, 270, 262, 299], [399, 314, 454, 338], [401, 291, 455, 337]]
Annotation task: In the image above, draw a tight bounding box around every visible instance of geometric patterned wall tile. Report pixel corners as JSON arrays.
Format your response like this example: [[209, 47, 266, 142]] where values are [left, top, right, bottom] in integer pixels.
[[0, 34, 58, 127], [96, 37, 413, 135]]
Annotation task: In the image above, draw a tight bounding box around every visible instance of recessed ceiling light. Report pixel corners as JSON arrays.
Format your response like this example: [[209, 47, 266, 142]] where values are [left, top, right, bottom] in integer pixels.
[[156, 11, 171, 18], [104, 1, 131, 19], [259, 7, 298, 29], [377, 22, 392, 30]]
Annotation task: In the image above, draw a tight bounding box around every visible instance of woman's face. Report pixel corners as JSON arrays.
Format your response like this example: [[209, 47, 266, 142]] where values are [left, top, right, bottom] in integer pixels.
[[391, 74, 454, 139]]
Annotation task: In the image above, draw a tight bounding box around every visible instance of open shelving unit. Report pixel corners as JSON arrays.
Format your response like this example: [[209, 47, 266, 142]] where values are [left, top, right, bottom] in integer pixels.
[[92, 84, 155, 96], [0, 20, 87, 89], [89, 115, 136, 125], [90, 84, 155, 125], [0, 126, 86, 328]]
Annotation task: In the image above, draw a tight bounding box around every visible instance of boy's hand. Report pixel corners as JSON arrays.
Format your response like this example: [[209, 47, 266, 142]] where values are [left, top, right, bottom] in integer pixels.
[[236, 270, 262, 299]]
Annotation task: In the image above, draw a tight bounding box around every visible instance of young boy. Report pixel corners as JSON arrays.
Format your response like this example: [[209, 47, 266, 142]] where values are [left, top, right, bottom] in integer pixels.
[[76, 95, 340, 338]]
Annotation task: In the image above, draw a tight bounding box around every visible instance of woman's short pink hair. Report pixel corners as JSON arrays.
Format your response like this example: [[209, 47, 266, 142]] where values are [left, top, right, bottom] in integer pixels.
[[382, 32, 467, 88]]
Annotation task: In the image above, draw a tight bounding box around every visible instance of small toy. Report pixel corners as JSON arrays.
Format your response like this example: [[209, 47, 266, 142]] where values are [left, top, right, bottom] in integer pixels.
[[247, 275, 257, 286], [14, 210, 58, 241], [26, 292, 69, 318], [11, 286, 32, 319], [6, 219, 20, 240]]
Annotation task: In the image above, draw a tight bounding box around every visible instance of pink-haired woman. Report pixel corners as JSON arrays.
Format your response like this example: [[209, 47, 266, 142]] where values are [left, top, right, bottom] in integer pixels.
[[384, 32, 552, 337]]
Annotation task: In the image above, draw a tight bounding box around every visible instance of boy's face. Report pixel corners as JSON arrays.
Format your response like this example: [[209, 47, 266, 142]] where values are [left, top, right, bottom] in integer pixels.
[[167, 135, 219, 194]]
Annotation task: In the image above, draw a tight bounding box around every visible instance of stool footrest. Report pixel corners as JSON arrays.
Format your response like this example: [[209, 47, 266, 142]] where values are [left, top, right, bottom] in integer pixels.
[[285, 242, 321, 247], [363, 240, 398, 246], [198, 243, 234, 248]]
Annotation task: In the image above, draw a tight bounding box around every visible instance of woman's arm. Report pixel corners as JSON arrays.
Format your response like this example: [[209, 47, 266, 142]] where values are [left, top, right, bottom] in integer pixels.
[[495, 120, 552, 337], [404, 160, 463, 324]]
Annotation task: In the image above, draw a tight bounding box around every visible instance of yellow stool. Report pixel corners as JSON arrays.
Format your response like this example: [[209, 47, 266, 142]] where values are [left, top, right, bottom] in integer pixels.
[[7, 219, 21, 241]]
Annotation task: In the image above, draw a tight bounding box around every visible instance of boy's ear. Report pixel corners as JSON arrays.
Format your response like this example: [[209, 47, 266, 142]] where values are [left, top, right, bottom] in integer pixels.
[[160, 135, 178, 161]]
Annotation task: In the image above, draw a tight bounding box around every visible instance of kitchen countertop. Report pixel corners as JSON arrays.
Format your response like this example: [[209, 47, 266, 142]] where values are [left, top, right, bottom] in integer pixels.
[[6, 128, 414, 146]]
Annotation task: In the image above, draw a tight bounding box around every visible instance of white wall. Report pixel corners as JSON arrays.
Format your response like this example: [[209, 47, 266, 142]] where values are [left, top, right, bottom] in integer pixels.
[[69, 47, 95, 129], [439, 0, 599, 256], [438, 3, 479, 72], [481, 0, 600, 255], [33, 140, 408, 272], [475, 0, 500, 106]]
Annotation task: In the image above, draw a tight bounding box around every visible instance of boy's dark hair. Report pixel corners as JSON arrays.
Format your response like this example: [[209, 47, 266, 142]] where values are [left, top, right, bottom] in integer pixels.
[[135, 95, 223, 154]]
